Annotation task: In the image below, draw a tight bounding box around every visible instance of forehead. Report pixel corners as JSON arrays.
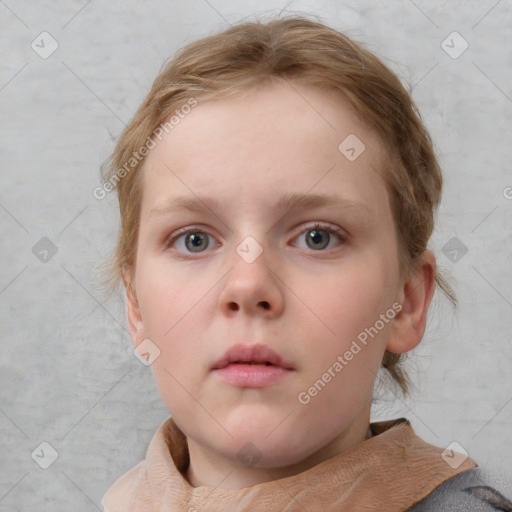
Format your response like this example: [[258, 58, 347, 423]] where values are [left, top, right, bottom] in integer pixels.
[[139, 81, 390, 220]]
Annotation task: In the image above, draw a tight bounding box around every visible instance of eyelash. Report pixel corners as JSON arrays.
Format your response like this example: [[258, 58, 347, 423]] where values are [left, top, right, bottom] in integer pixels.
[[165, 222, 348, 256]]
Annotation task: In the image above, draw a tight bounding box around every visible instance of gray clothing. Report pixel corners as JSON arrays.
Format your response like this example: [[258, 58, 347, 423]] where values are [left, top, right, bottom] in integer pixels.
[[408, 467, 512, 511]]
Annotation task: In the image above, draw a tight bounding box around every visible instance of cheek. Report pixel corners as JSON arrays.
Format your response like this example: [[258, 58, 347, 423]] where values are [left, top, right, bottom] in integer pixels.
[[304, 260, 394, 330], [135, 263, 201, 370], [136, 264, 210, 413], [137, 258, 197, 335], [293, 256, 397, 373]]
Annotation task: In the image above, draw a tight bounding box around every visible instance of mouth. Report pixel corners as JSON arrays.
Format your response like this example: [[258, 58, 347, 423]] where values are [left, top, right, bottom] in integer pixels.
[[211, 343, 293, 370], [211, 343, 294, 388], [230, 361, 275, 366]]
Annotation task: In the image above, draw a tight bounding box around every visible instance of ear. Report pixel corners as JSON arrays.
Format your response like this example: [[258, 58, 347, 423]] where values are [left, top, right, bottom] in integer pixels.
[[122, 266, 145, 348], [386, 250, 437, 354]]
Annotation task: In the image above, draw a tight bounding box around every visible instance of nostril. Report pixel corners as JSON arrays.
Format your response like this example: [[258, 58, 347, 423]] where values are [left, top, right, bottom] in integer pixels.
[[259, 301, 270, 309]]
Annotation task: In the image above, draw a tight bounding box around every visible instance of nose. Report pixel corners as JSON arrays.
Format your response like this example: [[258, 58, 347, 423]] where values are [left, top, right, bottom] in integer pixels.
[[219, 240, 284, 318]]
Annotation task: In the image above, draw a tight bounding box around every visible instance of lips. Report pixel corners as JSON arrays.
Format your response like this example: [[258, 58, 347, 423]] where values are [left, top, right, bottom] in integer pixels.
[[211, 343, 293, 370]]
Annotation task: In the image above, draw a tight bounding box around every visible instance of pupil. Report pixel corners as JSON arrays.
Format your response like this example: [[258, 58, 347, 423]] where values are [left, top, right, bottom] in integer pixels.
[[307, 229, 329, 250], [187, 233, 207, 252]]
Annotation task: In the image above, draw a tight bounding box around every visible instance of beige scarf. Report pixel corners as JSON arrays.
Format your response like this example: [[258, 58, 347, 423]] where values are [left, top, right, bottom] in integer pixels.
[[102, 417, 476, 511]]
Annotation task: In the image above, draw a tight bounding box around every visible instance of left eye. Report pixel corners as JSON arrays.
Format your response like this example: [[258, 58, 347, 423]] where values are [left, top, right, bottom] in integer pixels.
[[293, 223, 346, 251]]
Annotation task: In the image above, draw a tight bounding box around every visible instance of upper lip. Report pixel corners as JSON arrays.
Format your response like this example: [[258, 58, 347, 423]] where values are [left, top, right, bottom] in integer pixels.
[[211, 343, 294, 370]]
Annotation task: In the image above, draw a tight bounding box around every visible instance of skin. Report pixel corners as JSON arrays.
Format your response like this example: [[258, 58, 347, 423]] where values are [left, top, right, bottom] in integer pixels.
[[123, 79, 436, 490]]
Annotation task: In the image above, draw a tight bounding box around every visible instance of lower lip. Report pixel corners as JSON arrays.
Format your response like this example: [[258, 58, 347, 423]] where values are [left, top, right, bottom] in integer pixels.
[[213, 364, 292, 387]]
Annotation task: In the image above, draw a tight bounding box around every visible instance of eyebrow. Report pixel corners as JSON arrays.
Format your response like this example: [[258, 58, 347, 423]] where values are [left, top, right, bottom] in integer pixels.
[[150, 192, 371, 217]]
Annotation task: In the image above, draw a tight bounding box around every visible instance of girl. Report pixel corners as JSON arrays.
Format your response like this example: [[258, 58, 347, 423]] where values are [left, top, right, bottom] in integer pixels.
[[101, 16, 511, 512]]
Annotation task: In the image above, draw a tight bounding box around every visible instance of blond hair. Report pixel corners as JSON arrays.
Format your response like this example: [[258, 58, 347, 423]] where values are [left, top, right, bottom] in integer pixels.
[[101, 16, 455, 396]]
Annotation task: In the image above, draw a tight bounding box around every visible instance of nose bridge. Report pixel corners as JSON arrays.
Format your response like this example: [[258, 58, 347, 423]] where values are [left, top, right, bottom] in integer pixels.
[[229, 233, 271, 287], [235, 234, 266, 266], [219, 232, 283, 316]]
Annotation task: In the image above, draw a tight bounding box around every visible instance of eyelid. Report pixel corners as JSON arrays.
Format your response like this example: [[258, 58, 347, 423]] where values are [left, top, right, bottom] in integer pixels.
[[165, 224, 216, 247], [298, 221, 348, 239]]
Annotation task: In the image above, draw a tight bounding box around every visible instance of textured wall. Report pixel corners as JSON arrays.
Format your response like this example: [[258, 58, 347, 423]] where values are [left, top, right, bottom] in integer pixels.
[[1, 0, 511, 509]]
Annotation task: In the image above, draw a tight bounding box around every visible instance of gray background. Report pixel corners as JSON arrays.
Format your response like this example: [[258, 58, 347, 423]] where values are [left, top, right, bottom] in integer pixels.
[[1, 0, 511, 510]]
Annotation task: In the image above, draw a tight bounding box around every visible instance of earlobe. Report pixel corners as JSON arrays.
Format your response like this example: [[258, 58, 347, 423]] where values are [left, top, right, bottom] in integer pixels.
[[122, 267, 145, 348], [386, 251, 437, 354]]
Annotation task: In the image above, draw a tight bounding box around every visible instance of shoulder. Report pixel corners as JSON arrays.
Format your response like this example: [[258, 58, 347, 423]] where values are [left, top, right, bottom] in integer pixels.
[[407, 467, 512, 511]]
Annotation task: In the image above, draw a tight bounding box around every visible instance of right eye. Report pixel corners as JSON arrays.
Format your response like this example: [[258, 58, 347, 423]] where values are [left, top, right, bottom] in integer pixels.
[[166, 226, 217, 255]]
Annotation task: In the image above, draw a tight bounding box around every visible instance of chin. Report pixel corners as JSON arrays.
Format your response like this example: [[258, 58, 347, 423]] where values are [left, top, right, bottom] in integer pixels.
[[222, 403, 290, 435], [222, 422, 313, 467], [232, 436, 318, 470]]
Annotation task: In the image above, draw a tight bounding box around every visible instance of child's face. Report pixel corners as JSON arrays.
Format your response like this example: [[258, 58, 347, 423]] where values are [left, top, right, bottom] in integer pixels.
[[127, 81, 409, 473]]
